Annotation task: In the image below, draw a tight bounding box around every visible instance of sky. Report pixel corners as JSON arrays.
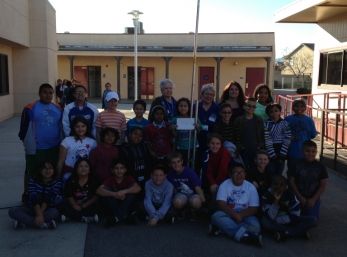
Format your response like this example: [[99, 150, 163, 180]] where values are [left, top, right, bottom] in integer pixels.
[[48, 0, 316, 58]]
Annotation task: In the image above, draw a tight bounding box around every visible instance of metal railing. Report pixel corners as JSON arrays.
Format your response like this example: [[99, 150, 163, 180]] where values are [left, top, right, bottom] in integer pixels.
[[274, 92, 347, 170]]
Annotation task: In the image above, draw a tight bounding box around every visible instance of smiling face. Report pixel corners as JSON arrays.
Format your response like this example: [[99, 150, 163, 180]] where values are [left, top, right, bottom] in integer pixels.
[[202, 89, 215, 105], [229, 166, 246, 186], [107, 98, 118, 110], [302, 145, 317, 162], [112, 163, 127, 179], [220, 107, 232, 123], [255, 153, 269, 170], [178, 100, 189, 116], [40, 162, 54, 181], [103, 131, 116, 146], [39, 88, 54, 104], [244, 100, 257, 115], [228, 84, 239, 99], [73, 87, 86, 102], [257, 87, 269, 104], [129, 128, 143, 144], [169, 157, 184, 173], [77, 160, 90, 177], [293, 102, 306, 117], [134, 103, 145, 118], [208, 137, 222, 153], [152, 169, 166, 186], [161, 82, 173, 99], [74, 122, 87, 138], [268, 106, 281, 121], [272, 176, 287, 195], [153, 108, 165, 124]]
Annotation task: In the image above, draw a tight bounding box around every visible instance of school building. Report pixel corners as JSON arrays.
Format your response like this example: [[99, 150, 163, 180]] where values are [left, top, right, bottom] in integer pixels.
[[0, 0, 275, 122]]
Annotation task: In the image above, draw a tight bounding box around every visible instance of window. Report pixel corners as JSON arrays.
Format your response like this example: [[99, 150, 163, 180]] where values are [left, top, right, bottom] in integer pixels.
[[319, 50, 346, 86], [0, 54, 9, 96]]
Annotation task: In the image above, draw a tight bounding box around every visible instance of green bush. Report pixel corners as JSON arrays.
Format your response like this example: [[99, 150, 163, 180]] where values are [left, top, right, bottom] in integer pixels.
[[296, 87, 311, 94]]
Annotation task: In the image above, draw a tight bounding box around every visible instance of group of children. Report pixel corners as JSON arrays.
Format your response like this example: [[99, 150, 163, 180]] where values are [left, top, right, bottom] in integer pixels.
[[10, 82, 328, 248]]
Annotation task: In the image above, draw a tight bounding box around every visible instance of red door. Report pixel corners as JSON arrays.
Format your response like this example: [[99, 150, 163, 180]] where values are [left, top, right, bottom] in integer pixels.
[[74, 66, 89, 95], [245, 68, 265, 97], [199, 67, 214, 96], [140, 67, 154, 99]]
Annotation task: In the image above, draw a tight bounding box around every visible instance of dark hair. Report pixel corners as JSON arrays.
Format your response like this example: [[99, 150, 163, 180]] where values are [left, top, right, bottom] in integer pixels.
[[207, 132, 223, 144], [66, 81, 72, 87], [100, 127, 120, 144], [151, 165, 168, 175], [35, 159, 57, 180], [57, 79, 62, 83], [105, 82, 111, 87], [272, 175, 287, 185], [302, 140, 317, 149], [265, 103, 282, 115], [219, 81, 246, 106], [292, 99, 307, 110], [256, 149, 270, 158], [228, 162, 246, 174], [133, 99, 147, 111], [69, 115, 94, 141], [245, 97, 257, 104], [39, 83, 54, 93], [253, 84, 273, 104], [166, 151, 183, 163], [150, 105, 166, 121], [74, 85, 86, 92], [111, 158, 128, 170], [219, 103, 232, 112], [73, 157, 92, 174], [129, 126, 143, 135], [176, 97, 191, 116]]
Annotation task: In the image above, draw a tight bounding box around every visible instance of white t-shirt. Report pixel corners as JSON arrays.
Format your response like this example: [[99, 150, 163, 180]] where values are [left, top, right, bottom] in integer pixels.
[[61, 136, 97, 168], [216, 179, 259, 212]]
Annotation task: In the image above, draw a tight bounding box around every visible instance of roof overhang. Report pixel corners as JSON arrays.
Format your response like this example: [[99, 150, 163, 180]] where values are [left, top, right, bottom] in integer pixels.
[[275, 0, 347, 23]]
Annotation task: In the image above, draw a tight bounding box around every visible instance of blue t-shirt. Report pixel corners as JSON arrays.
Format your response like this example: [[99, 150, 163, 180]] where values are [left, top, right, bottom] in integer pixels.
[[167, 166, 201, 194], [33, 102, 62, 149], [284, 114, 317, 158], [126, 117, 150, 137]]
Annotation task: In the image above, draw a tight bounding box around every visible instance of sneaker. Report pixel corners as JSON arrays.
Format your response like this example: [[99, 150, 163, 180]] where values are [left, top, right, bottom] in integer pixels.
[[178, 208, 186, 220], [274, 231, 286, 242], [14, 220, 26, 229], [40, 220, 56, 229], [61, 214, 66, 223], [171, 216, 175, 224], [302, 231, 310, 240], [189, 210, 198, 221], [207, 223, 220, 236], [240, 232, 262, 247], [81, 215, 98, 223]]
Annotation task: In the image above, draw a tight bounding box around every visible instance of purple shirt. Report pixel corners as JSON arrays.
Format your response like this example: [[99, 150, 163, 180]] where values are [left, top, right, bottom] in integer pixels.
[[167, 166, 201, 194]]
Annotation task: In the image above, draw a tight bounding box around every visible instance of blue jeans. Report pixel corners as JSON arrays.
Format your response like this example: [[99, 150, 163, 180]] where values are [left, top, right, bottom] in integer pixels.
[[103, 194, 136, 221], [8, 206, 59, 227], [211, 211, 260, 241], [302, 198, 321, 220], [261, 216, 317, 236], [267, 160, 285, 176]]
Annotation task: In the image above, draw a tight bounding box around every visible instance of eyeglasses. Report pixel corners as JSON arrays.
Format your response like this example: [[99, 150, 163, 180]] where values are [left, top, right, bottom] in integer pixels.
[[204, 93, 215, 97], [221, 112, 232, 114], [246, 104, 257, 109], [75, 91, 85, 95], [232, 171, 245, 176], [42, 167, 53, 171]]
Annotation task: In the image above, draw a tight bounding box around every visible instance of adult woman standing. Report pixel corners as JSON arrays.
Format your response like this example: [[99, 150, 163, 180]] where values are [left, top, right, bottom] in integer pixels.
[[148, 79, 177, 122], [219, 81, 246, 122]]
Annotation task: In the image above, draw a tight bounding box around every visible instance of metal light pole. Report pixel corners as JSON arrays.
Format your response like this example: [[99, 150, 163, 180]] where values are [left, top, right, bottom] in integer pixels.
[[128, 10, 143, 100]]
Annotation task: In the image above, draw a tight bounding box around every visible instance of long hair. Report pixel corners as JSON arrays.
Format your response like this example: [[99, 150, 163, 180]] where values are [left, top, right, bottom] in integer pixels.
[[175, 97, 191, 116], [219, 81, 246, 106], [253, 84, 273, 103], [69, 115, 94, 141]]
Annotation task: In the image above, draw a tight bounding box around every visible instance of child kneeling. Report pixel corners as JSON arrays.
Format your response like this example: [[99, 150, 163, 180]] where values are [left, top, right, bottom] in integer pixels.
[[138, 165, 175, 226], [261, 175, 317, 242], [96, 158, 141, 227], [166, 152, 206, 221], [57, 158, 100, 223]]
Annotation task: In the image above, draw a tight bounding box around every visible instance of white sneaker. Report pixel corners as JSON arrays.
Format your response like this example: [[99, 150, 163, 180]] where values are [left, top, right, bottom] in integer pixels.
[[14, 220, 25, 229], [61, 214, 66, 223], [40, 220, 56, 229], [81, 214, 98, 223]]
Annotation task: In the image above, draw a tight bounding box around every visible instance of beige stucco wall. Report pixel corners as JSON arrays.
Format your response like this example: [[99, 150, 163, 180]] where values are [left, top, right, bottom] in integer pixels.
[[0, 44, 14, 121], [281, 45, 313, 76]]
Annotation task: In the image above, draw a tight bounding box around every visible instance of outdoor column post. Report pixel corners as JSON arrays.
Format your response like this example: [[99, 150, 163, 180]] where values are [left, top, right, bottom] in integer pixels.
[[162, 57, 172, 78], [264, 57, 270, 86], [67, 56, 75, 79], [213, 57, 224, 103], [114, 56, 123, 99]]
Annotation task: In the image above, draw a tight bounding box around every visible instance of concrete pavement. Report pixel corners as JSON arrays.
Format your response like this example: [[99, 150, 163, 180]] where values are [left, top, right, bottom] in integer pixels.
[[1, 102, 347, 257]]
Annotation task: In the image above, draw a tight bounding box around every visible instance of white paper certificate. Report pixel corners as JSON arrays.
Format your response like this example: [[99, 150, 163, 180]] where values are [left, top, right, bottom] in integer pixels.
[[176, 118, 195, 130]]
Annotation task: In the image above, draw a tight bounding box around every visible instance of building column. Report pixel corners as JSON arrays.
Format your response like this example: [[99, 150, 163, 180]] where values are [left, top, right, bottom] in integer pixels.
[[67, 56, 75, 79], [114, 56, 123, 99], [264, 57, 271, 86], [213, 57, 224, 103], [162, 57, 172, 78]]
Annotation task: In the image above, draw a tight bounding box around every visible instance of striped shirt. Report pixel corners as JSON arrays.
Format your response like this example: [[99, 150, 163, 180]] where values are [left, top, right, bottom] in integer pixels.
[[95, 110, 127, 145], [28, 178, 61, 208], [264, 118, 291, 159]]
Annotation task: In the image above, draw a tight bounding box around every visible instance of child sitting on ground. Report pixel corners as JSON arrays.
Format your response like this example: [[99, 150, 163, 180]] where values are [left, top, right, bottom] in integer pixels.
[[139, 165, 175, 227], [261, 175, 317, 242], [246, 150, 273, 198], [166, 152, 206, 221], [9, 160, 61, 229], [96, 158, 141, 227], [146, 105, 175, 164], [288, 140, 328, 219], [57, 158, 99, 223], [90, 127, 119, 184], [126, 99, 150, 139]]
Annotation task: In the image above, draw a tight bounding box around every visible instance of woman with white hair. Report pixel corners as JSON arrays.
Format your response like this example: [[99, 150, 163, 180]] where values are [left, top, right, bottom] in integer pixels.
[[148, 78, 177, 122]]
